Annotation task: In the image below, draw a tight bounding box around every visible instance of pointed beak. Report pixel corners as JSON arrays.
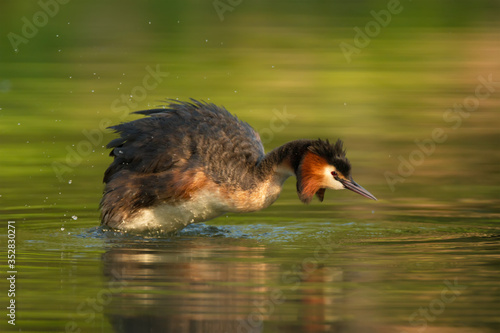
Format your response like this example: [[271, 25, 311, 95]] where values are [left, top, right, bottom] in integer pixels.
[[338, 178, 377, 201]]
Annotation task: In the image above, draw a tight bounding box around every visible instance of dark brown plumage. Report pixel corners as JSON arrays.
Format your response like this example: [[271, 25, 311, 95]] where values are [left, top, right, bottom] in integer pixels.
[[100, 99, 376, 232]]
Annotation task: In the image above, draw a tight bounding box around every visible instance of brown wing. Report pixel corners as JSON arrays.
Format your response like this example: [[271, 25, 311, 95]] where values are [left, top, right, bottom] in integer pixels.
[[100, 99, 264, 227], [104, 99, 264, 183]]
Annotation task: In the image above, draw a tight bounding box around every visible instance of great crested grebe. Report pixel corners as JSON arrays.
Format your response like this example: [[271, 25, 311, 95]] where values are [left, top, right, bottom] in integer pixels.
[[100, 99, 376, 232]]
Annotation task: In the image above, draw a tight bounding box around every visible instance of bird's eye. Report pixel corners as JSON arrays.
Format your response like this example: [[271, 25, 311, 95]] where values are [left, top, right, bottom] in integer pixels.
[[331, 171, 338, 177]]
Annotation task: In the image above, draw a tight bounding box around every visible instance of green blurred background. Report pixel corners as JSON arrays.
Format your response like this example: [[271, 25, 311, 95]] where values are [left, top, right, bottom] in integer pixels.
[[1, 0, 499, 220]]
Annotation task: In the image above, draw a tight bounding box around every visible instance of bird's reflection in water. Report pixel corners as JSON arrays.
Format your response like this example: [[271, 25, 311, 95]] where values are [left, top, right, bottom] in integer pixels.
[[100, 229, 384, 333], [101, 235, 275, 333]]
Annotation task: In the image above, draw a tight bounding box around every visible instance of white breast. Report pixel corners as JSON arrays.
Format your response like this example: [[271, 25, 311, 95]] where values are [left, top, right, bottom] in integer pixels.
[[117, 167, 293, 233], [121, 189, 227, 232]]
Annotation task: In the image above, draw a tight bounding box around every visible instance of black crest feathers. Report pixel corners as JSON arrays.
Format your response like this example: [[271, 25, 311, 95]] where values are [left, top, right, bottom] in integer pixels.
[[307, 139, 351, 177]]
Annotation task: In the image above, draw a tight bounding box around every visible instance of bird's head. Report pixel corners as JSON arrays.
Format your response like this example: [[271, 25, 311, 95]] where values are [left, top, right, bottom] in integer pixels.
[[296, 139, 377, 203]]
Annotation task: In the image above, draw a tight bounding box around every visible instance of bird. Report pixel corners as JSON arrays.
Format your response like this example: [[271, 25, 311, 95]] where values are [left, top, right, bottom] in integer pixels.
[[100, 99, 376, 232]]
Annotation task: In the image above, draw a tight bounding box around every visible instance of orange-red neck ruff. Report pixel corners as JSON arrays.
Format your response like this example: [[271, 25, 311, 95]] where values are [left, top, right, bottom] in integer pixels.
[[298, 151, 329, 203]]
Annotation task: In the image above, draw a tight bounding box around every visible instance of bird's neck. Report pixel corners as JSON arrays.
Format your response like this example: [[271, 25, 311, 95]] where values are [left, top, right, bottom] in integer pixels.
[[221, 140, 314, 213], [256, 139, 313, 183]]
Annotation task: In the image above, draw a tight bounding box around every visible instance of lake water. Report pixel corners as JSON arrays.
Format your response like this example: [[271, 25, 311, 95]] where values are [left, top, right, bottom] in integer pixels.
[[1, 1, 500, 332]]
